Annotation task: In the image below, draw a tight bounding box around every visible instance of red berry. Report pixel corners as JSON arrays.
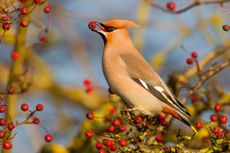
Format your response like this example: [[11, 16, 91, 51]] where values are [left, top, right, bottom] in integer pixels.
[[160, 120, 169, 127], [95, 142, 102, 150], [136, 116, 143, 124], [218, 132, 225, 139], [108, 125, 115, 132], [191, 52, 198, 58], [21, 7, 28, 15], [214, 104, 221, 112], [113, 119, 121, 127], [20, 0, 26, 2], [109, 107, 116, 115], [167, 2, 176, 11], [158, 113, 166, 120], [85, 130, 94, 138], [3, 141, 12, 150], [45, 134, 52, 142], [120, 125, 126, 132], [36, 103, 44, 111], [44, 5, 52, 13], [0, 106, 6, 113], [7, 123, 15, 131], [103, 139, 113, 147], [191, 94, 199, 103], [119, 139, 128, 147], [220, 116, 228, 124], [210, 114, 218, 122], [186, 58, 194, 65], [20, 20, 29, 27], [98, 149, 105, 153], [39, 35, 47, 43], [85, 87, 93, 93], [86, 112, 94, 120], [21, 103, 29, 111], [34, 0, 41, 4], [109, 145, 117, 151], [88, 21, 97, 30], [0, 130, 5, 138], [0, 118, 7, 126], [32, 117, 40, 124], [1, 15, 9, 21], [155, 135, 163, 142], [2, 23, 10, 30], [11, 52, 19, 60], [212, 126, 220, 134], [222, 25, 229, 31], [195, 121, 203, 129], [83, 79, 91, 86]]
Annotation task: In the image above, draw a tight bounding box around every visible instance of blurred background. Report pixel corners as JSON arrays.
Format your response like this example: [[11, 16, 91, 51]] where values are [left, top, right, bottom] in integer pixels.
[[0, 0, 229, 152]]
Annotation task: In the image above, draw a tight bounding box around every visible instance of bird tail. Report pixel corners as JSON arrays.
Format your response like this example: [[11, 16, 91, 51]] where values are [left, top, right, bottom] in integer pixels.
[[177, 111, 197, 133]]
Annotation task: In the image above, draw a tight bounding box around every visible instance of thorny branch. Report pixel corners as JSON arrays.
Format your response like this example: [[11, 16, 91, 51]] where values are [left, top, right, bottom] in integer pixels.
[[144, 0, 230, 14]]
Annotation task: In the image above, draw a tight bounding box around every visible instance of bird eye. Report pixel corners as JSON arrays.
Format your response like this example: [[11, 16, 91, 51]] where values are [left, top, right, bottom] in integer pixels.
[[106, 27, 116, 32]]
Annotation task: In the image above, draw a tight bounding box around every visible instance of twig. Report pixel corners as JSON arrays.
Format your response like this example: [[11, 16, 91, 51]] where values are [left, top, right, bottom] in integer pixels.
[[144, 0, 230, 14]]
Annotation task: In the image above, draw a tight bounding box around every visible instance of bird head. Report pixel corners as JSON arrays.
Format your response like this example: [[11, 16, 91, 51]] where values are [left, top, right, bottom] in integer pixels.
[[88, 19, 139, 44]]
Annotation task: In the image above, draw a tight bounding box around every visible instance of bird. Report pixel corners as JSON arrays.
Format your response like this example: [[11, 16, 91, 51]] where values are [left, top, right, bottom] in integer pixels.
[[88, 19, 197, 133]]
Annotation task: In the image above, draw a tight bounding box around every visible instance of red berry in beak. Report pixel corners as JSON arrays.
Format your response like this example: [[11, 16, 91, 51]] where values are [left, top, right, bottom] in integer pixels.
[[88, 21, 97, 30]]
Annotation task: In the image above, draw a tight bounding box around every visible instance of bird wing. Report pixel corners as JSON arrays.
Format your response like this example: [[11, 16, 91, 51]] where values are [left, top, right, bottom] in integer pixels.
[[120, 53, 190, 117]]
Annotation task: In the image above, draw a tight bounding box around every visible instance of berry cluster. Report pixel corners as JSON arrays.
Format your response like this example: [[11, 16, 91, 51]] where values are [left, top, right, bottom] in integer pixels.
[[186, 51, 198, 65], [0, 0, 52, 42], [0, 97, 52, 150], [83, 79, 94, 93]]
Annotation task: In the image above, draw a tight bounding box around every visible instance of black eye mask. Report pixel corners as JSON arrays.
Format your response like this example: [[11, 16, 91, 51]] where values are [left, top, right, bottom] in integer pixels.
[[99, 23, 116, 32]]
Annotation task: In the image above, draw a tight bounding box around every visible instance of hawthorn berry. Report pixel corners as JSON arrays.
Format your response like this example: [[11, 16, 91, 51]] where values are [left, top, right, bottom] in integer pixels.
[[95, 142, 103, 150], [86, 112, 94, 120], [85, 87, 93, 93], [212, 126, 220, 134], [218, 132, 225, 139], [214, 104, 221, 112], [0, 106, 6, 113], [136, 116, 143, 124], [109, 107, 116, 114], [109, 145, 117, 151], [191, 52, 198, 58], [21, 103, 29, 111], [108, 125, 115, 132], [210, 114, 218, 122], [186, 58, 194, 65], [32, 117, 40, 124], [7, 123, 15, 131], [119, 139, 128, 147], [160, 120, 169, 127], [98, 149, 105, 153], [158, 113, 166, 120], [83, 79, 91, 86], [21, 7, 28, 15], [113, 119, 121, 127], [155, 135, 163, 142], [2, 23, 11, 30], [120, 125, 127, 132], [167, 2, 176, 11], [44, 134, 52, 142], [34, 0, 41, 4], [3, 141, 12, 150], [11, 52, 19, 60], [0, 118, 7, 126], [44, 5, 52, 13], [195, 121, 203, 129], [20, 0, 26, 2], [191, 94, 199, 103], [1, 15, 9, 21], [20, 20, 29, 27], [88, 21, 97, 30], [103, 139, 113, 147], [222, 25, 229, 31], [220, 116, 228, 124], [0, 130, 5, 138], [36, 103, 44, 111], [85, 130, 94, 138]]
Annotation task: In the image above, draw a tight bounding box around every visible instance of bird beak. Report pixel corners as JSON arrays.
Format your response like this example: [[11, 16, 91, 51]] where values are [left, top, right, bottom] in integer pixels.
[[88, 21, 106, 33]]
